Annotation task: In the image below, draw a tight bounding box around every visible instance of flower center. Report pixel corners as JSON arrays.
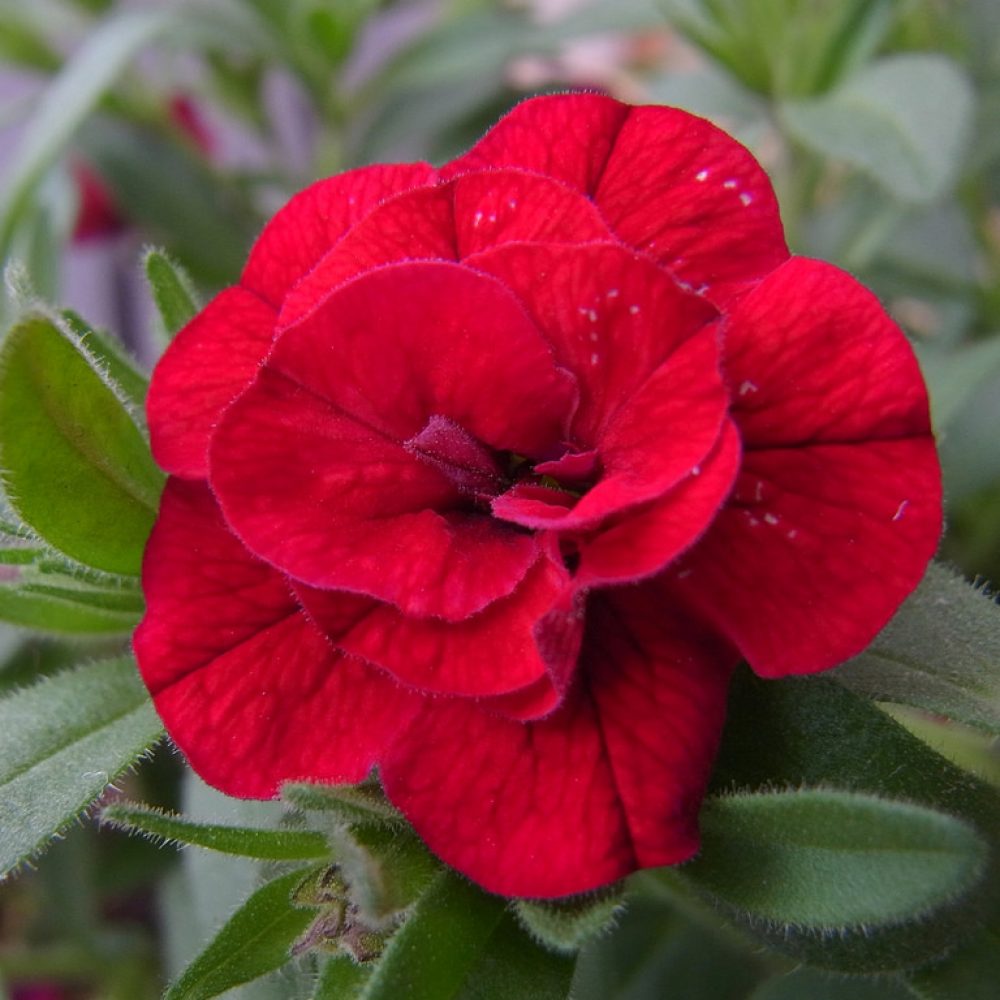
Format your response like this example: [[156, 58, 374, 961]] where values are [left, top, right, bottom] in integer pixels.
[[404, 415, 599, 506]]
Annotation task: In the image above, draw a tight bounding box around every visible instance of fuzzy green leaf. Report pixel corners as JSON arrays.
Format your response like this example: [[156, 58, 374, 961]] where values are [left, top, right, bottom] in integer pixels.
[[143, 249, 200, 338], [101, 799, 331, 861], [165, 866, 320, 1000], [703, 671, 1000, 972], [60, 309, 149, 408], [359, 870, 506, 1000], [513, 887, 624, 954], [314, 957, 371, 999], [283, 781, 406, 829], [781, 54, 974, 202], [0, 312, 163, 575], [682, 789, 988, 928], [834, 563, 1000, 735], [0, 656, 163, 878], [0, 583, 140, 633]]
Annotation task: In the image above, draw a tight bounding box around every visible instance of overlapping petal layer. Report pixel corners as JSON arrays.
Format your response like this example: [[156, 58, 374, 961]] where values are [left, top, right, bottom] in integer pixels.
[[381, 590, 737, 897], [670, 258, 941, 676], [134, 479, 418, 796]]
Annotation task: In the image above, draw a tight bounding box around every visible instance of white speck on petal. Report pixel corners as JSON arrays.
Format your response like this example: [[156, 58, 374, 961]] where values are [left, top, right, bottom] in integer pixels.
[[787, 529, 798, 540], [589, 330, 599, 342], [740, 192, 753, 207], [764, 513, 779, 525], [739, 380, 759, 396], [590, 353, 600, 365], [488, 213, 497, 223], [892, 500, 909, 522], [607, 288, 620, 298], [695, 169, 709, 182], [723, 179, 737, 189], [629, 305, 640, 315], [508, 199, 518, 209], [473, 211, 483, 228], [677, 569, 693, 579], [754, 481, 764, 502], [691, 465, 701, 476]]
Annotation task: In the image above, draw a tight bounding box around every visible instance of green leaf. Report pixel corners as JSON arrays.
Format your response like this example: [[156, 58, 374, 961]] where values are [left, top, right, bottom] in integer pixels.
[[680, 788, 988, 928], [0, 583, 139, 633], [314, 957, 371, 999], [833, 563, 1000, 735], [0, 7, 176, 256], [0, 312, 163, 575], [143, 249, 200, 338], [0, 16, 61, 72], [749, 968, 913, 1000], [283, 781, 406, 829], [454, 914, 575, 1000], [781, 54, 975, 203], [165, 867, 320, 1000], [907, 927, 1000, 1000], [60, 309, 149, 408], [0, 657, 163, 878], [571, 891, 766, 1000], [512, 887, 624, 954], [704, 671, 1000, 972], [101, 800, 331, 861], [359, 870, 505, 1000]]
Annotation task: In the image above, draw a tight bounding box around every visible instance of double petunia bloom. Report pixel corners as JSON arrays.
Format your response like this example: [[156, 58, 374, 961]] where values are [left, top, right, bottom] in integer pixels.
[[135, 94, 942, 898]]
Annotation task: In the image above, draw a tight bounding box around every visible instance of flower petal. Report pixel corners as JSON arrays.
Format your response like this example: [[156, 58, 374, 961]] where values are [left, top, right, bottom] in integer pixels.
[[466, 242, 718, 444], [211, 262, 575, 619], [446, 94, 788, 304], [576, 421, 741, 587], [380, 589, 736, 898], [147, 287, 275, 478], [134, 478, 417, 797], [670, 258, 942, 676], [297, 552, 570, 698], [278, 169, 613, 330], [241, 162, 437, 307]]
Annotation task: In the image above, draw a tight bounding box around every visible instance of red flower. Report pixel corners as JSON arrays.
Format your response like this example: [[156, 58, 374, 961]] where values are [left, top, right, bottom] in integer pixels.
[[135, 95, 941, 898]]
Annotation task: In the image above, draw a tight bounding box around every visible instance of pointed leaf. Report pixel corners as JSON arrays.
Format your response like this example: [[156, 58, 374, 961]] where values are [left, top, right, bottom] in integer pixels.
[[680, 789, 988, 929], [144, 249, 200, 338], [0, 583, 141, 633], [834, 563, 1000, 735], [701, 671, 1000, 972], [283, 781, 406, 829], [0, 312, 163, 575], [314, 957, 371, 999], [101, 800, 330, 860], [359, 870, 505, 1000], [0, 657, 163, 878], [61, 309, 149, 408], [165, 867, 321, 1000], [512, 887, 624, 954], [781, 54, 974, 202]]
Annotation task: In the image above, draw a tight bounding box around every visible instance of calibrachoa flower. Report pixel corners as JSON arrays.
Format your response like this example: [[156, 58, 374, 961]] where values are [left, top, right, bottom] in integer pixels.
[[135, 94, 942, 898]]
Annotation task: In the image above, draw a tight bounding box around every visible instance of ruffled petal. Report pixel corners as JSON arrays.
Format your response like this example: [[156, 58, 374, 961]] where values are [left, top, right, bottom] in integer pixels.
[[295, 554, 570, 699], [146, 287, 276, 478], [380, 588, 736, 898], [466, 242, 717, 443], [670, 258, 942, 676], [278, 169, 613, 330], [575, 421, 741, 587], [241, 162, 437, 307], [134, 478, 417, 797], [211, 262, 574, 619], [445, 94, 788, 305]]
